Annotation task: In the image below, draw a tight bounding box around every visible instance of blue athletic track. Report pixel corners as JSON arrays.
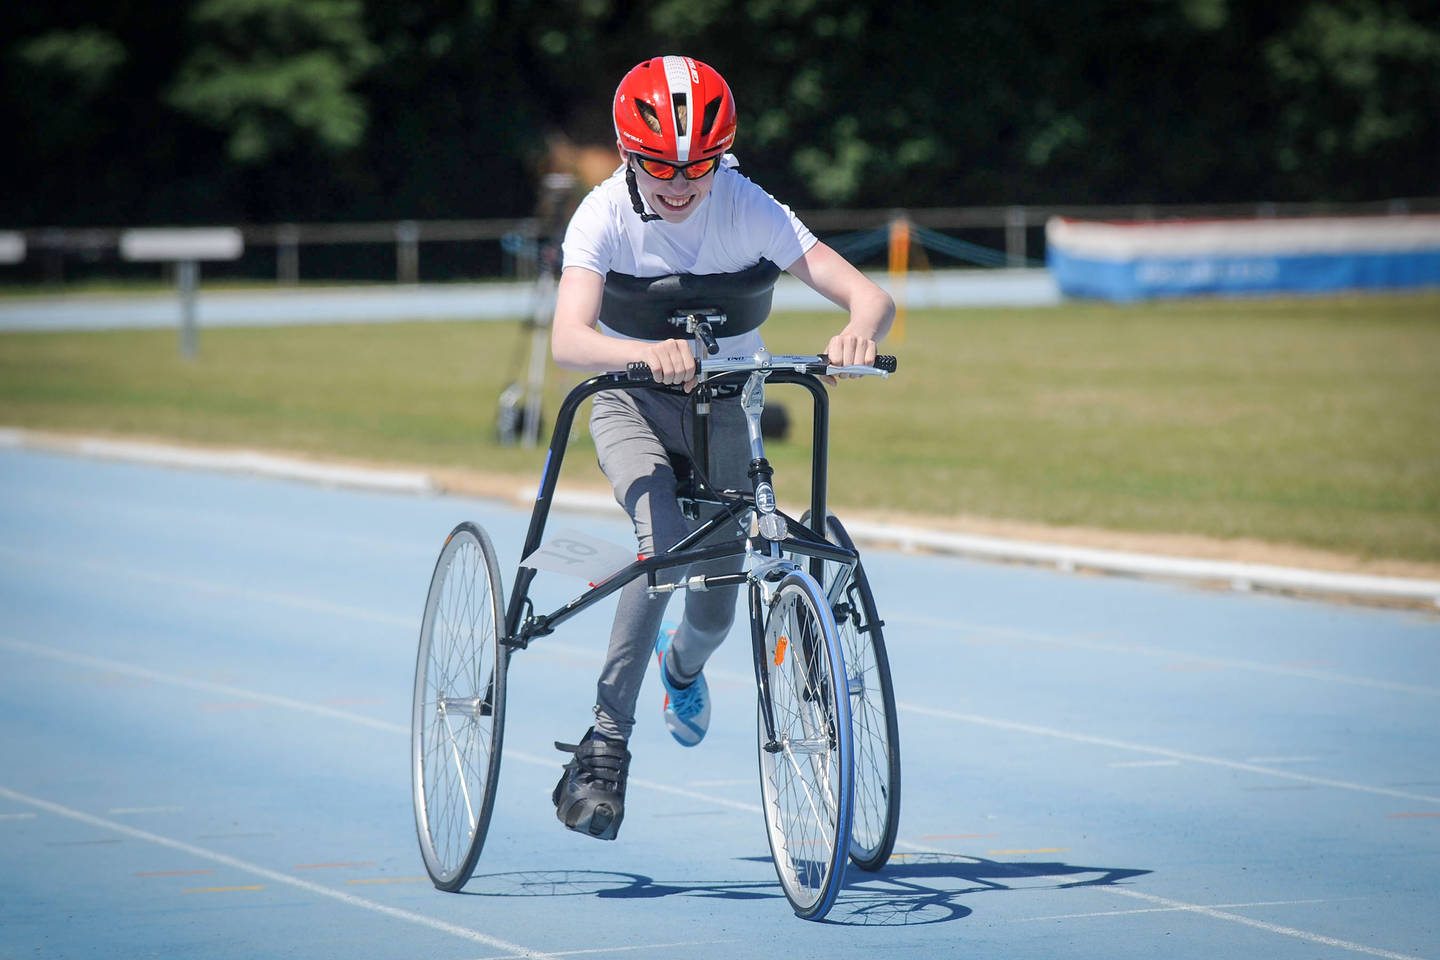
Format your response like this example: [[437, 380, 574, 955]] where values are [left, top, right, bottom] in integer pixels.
[[1, 446, 1436, 959]]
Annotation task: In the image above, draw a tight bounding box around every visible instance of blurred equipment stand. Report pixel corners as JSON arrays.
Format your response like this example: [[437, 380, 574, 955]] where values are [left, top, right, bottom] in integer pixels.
[[498, 172, 580, 447], [118, 228, 243, 359]]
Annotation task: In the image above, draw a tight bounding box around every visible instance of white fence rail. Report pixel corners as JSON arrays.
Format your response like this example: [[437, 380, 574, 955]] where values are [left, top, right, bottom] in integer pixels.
[[8, 198, 1438, 285]]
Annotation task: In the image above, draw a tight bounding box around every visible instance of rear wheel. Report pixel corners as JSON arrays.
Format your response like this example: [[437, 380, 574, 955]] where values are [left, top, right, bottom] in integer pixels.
[[411, 522, 508, 892], [755, 569, 853, 920], [794, 513, 901, 872]]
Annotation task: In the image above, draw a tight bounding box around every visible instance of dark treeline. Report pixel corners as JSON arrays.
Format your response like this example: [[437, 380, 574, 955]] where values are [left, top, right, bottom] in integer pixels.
[[4, 0, 1437, 229]]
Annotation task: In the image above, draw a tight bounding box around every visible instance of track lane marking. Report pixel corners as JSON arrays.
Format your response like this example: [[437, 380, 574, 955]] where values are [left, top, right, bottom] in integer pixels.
[[1015, 897, 1353, 922], [7, 634, 1437, 958], [987, 847, 1068, 855], [6, 546, 1432, 699], [1, 637, 402, 733], [1103, 888, 1432, 960], [0, 785, 559, 959], [892, 614, 1440, 698], [1108, 760, 1181, 768], [110, 806, 185, 815], [465, 940, 741, 960], [0, 636, 761, 816], [0, 546, 415, 629], [898, 701, 1440, 805], [136, 869, 215, 877], [7, 635, 1436, 809]]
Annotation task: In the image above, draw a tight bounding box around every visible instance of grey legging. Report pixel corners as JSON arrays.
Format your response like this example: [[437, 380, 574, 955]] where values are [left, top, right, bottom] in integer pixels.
[[587, 387, 752, 742]]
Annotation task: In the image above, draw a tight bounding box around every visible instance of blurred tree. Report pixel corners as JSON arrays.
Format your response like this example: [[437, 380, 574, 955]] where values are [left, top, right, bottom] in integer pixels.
[[1, 0, 1436, 234], [1265, 0, 1440, 199], [168, 0, 379, 163], [5, 28, 129, 195]]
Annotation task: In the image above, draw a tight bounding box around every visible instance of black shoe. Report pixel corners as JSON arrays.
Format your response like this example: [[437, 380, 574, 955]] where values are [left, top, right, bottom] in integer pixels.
[[552, 728, 630, 841]]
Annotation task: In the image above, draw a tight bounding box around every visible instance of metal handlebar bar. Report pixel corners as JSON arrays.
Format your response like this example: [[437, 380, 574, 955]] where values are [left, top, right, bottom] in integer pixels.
[[624, 351, 898, 383]]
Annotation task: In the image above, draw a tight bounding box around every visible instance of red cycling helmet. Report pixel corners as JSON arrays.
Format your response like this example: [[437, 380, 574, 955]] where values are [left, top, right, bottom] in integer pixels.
[[613, 56, 737, 164]]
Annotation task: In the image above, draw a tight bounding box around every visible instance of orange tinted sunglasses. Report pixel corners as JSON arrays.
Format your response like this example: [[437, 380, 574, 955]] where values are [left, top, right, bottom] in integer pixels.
[[631, 153, 720, 181]]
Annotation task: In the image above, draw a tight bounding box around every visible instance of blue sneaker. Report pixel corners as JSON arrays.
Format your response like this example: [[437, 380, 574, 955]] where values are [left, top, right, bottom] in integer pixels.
[[655, 622, 710, 747]]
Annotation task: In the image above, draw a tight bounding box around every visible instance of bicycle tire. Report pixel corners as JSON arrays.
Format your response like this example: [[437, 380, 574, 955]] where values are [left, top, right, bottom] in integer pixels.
[[811, 513, 901, 872], [411, 521, 508, 892], [756, 569, 853, 920]]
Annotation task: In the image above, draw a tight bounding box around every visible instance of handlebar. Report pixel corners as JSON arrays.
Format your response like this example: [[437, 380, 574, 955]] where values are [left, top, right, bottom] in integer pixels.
[[624, 351, 898, 383]]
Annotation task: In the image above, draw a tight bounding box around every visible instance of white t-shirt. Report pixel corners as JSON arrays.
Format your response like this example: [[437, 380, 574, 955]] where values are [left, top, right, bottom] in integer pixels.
[[561, 157, 817, 356]]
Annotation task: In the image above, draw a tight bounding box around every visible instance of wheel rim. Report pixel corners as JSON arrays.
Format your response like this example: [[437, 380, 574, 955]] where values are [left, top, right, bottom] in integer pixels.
[[413, 529, 503, 886]]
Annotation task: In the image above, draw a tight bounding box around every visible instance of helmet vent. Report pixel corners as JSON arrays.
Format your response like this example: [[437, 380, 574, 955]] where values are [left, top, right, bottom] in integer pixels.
[[635, 99, 662, 135], [700, 96, 722, 137], [671, 94, 688, 136]]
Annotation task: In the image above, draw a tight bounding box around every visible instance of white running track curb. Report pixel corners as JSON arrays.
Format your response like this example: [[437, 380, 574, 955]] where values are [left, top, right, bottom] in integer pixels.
[[0, 429, 435, 495], [4, 428, 1437, 608]]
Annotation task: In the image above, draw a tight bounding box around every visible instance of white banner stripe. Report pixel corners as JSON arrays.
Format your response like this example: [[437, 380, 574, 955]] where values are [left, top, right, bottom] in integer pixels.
[[1047, 214, 1440, 260]]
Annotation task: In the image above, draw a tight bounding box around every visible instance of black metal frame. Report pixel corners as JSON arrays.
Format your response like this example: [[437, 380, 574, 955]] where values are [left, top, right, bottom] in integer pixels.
[[503, 368, 854, 642], [498, 368, 858, 744]]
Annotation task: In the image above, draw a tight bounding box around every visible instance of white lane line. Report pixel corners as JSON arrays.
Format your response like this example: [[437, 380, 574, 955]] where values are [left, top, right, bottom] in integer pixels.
[[1015, 896, 1348, 922], [0, 635, 761, 815], [0, 637, 402, 733], [0, 786, 556, 959], [899, 701, 1440, 805], [9, 635, 1435, 809], [465, 939, 740, 960], [0, 546, 413, 628], [13, 627, 1440, 816], [1103, 888, 1432, 960], [0, 812, 39, 821], [109, 806, 185, 815], [893, 614, 1440, 698], [10, 637, 1433, 955], [1107, 760, 1181, 768]]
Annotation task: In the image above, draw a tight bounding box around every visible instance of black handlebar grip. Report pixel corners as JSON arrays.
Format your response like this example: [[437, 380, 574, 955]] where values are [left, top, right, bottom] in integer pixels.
[[696, 321, 720, 356], [626, 361, 653, 382], [875, 355, 898, 373]]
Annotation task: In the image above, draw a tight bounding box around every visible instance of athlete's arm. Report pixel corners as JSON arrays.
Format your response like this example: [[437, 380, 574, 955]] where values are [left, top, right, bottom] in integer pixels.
[[551, 265, 698, 389], [786, 241, 896, 373]]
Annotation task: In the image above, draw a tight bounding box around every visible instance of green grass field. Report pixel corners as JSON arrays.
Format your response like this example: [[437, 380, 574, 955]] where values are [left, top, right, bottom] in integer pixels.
[[2, 291, 1437, 563]]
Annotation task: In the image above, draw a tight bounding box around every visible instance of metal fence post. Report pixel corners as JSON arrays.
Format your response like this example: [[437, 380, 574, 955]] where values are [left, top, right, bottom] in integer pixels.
[[397, 220, 419, 284], [1006, 205, 1028, 267], [177, 260, 199, 359], [277, 224, 299, 285]]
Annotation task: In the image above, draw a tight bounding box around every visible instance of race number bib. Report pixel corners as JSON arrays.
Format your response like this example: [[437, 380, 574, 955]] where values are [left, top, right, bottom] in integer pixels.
[[521, 527, 636, 585]]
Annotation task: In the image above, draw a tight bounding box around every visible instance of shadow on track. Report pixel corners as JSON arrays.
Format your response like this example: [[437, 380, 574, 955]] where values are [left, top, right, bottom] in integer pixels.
[[461, 854, 1151, 926], [825, 852, 1153, 926]]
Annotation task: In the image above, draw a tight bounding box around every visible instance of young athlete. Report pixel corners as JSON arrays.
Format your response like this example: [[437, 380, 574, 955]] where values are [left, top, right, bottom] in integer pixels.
[[549, 55, 894, 840]]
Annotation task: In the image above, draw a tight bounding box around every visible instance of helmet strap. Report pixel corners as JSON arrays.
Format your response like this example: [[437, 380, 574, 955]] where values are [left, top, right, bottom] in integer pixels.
[[625, 165, 663, 223]]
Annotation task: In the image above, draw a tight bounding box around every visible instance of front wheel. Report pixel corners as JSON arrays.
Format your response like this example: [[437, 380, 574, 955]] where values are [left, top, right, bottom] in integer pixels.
[[755, 569, 853, 921], [411, 521, 508, 892]]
